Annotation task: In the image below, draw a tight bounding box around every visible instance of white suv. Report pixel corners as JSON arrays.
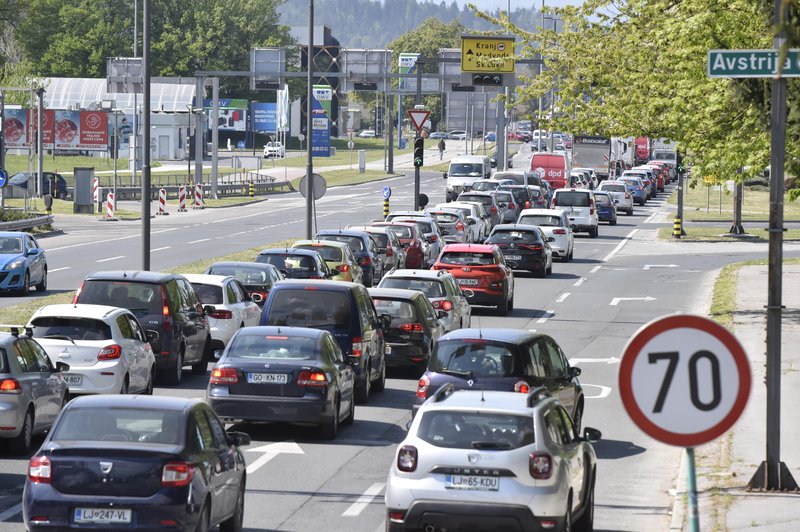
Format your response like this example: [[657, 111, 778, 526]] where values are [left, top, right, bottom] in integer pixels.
[[386, 386, 601, 532], [551, 188, 599, 238], [597, 180, 634, 216]]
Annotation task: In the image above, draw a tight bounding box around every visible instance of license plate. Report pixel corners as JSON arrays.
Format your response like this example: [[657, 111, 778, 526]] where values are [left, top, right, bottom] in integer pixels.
[[385, 345, 392, 355], [457, 279, 479, 286], [505, 254, 522, 261], [63, 374, 82, 386], [247, 372, 288, 384], [445, 474, 499, 491], [74, 508, 132, 524]]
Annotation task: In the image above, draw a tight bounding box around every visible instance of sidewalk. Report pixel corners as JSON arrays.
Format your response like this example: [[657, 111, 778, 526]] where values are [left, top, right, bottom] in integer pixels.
[[683, 264, 800, 530]]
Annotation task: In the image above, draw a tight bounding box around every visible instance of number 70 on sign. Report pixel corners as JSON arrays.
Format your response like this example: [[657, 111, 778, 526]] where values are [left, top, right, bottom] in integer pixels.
[[618, 314, 751, 448]]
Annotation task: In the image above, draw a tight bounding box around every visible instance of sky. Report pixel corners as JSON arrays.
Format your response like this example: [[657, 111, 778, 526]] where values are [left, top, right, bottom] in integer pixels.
[[444, 0, 584, 9]]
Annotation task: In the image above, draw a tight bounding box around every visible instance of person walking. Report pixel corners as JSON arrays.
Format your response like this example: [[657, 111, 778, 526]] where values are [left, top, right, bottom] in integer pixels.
[[438, 138, 446, 160]]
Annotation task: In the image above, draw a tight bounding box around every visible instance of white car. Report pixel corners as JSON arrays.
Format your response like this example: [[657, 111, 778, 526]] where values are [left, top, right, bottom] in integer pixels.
[[385, 387, 601, 532], [28, 304, 157, 395], [357, 129, 376, 138], [183, 274, 261, 354], [263, 141, 285, 158], [517, 208, 576, 261], [433, 203, 485, 243], [597, 180, 634, 215], [551, 188, 600, 238]]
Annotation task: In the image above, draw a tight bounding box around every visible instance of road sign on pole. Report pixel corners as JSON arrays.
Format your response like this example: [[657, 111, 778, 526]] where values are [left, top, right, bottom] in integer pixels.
[[707, 49, 800, 78], [407, 110, 430, 132], [460, 35, 516, 73], [619, 314, 751, 447]]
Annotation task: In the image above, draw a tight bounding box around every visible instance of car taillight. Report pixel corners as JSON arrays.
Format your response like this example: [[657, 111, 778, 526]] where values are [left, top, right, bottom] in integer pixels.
[[416, 374, 430, 399], [72, 281, 84, 303], [208, 309, 233, 319], [297, 370, 328, 386], [352, 336, 363, 357], [638, 186, 643, 191], [161, 286, 171, 333], [553, 228, 566, 235], [0, 378, 22, 394], [210, 367, 239, 385], [398, 323, 423, 332], [490, 206, 497, 214], [525, 201, 531, 208], [520, 244, 543, 251], [509, 202, 517, 210], [432, 300, 453, 311], [338, 264, 350, 273], [161, 462, 195, 487], [625, 193, 631, 199], [250, 291, 268, 302], [455, 222, 465, 231], [386, 248, 393, 257], [589, 199, 595, 215], [397, 445, 418, 472], [28, 456, 52, 484], [358, 256, 372, 266], [97, 344, 122, 361], [530, 453, 553, 479], [514, 381, 530, 393], [429, 235, 438, 243]]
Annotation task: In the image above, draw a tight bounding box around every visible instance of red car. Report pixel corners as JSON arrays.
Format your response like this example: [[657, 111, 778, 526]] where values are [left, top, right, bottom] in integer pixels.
[[372, 222, 427, 269], [645, 162, 669, 191], [431, 244, 515, 315]]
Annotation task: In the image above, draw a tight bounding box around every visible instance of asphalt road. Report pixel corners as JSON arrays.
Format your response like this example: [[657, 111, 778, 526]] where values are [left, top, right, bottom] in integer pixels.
[[1, 163, 799, 531]]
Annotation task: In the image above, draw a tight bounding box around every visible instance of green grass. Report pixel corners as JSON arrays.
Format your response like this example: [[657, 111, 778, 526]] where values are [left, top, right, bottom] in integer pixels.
[[287, 169, 397, 190], [668, 181, 800, 221], [3, 198, 140, 219], [657, 226, 800, 241]]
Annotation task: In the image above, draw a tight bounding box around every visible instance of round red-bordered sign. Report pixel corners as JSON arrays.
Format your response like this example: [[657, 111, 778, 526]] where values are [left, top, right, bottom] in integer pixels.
[[619, 314, 751, 447]]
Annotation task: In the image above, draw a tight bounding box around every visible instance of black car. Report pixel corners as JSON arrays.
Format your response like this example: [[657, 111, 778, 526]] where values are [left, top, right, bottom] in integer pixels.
[[414, 328, 585, 430], [23, 395, 249, 532], [498, 184, 536, 211], [204, 261, 284, 306], [485, 223, 554, 277], [207, 326, 356, 439], [254, 248, 334, 280], [260, 280, 388, 403], [367, 288, 446, 372], [74, 271, 213, 385], [490, 150, 514, 169], [9, 172, 69, 200], [315, 229, 384, 286]]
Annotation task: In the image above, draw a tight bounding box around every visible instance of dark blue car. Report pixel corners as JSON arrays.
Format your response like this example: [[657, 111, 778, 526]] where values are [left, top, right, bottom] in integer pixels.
[[314, 229, 383, 286], [0, 231, 48, 295], [413, 328, 585, 431], [23, 395, 250, 532], [593, 191, 618, 225]]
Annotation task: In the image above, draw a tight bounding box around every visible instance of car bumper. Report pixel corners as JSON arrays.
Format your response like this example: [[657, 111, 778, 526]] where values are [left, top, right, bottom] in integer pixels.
[[0, 396, 27, 438], [597, 211, 616, 221], [571, 224, 596, 233], [386, 501, 559, 532], [502, 253, 544, 272], [385, 342, 428, 368], [61, 364, 126, 395], [207, 390, 332, 424], [461, 288, 504, 307], [0, 267, 26, 290]]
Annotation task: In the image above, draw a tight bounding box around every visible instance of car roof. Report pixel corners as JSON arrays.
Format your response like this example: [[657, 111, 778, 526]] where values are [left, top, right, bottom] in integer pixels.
[[293, 239, 351, 250], [519, 208, 564, 217], [234, 325, 327, 340], [420, 390, 543, 414], [84, 270, 179, 282], [0, 231, 31, 238], [259, 248, 320, 257], [458, 191, 493, 197], [440, 327, 543, 343], [181, 273, 233, 286], [316, 229, 371, 239], [66, 394, 204, 412], [491, 224, 541, 232], [441, 243, 495, 253], [30, 303, 125, 320], [272, 279, 360, 292], [553, 188, 592, 193], [384, 268, 451, 280], [208, 262, 277, 271], [367, 287, 424, 301]]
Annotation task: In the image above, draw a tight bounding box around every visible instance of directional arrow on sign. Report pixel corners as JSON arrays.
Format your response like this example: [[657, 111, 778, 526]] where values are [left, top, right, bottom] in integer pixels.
[[643, 264, 678, 270], [569, 356, 621, 365], [610, 296, 656, 306], [245, 440, 304, 474]]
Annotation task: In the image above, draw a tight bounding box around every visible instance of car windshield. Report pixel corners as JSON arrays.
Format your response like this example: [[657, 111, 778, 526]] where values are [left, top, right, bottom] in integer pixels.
[[380, 277, 445, 298], [0, 237, 23, 253], [439, 252, 496, 266], [30, 317, 113, 341], [554, 192, 590, 207], [50, 408, 182, 444], [207, 266, 272, 288], [190, 283, 223, 305], [371, 298, 419, 325], [430, 339, 517, 378], [317, 234, 364, 252], [295, 245, 342, 262], [449, 163, 482, 176], [518, 215, 562, 227], [227, 334, 318, 361], [488, 230, 540, 244], [76, 281, 162, 318], [417, 411, 535, 450], [265, 289, 351, 329]]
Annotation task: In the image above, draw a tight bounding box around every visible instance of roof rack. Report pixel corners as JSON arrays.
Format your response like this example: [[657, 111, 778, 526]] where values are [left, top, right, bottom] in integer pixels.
[[0, 324, 33, 337], [526, 386, 552, 408], [432, 383, 455, 403]]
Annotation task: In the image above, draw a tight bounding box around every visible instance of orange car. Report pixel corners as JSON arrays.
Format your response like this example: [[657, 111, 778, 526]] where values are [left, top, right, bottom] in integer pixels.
[[431, 244, 515, 315]]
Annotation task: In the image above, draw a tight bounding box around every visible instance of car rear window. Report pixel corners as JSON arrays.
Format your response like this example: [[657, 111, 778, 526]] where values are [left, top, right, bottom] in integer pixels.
[[366, 232, 389, 248], [471, 181, 499, 191], [380, 277, 445, 298], [429, 212, 459, 224], [317, 234, 364, 252], [439, 252, 496, 266], [594, 193, 613, 206], [257, 253, 316, 272], [459, 195, 492, 207], [399, 220, 432, 234], [554, 191, 590, 207], [385, 226, 412, 239], [51, 408, 182, 444], [227, 334, 318, 361], [295, 245, 343, 262], [190, 283, 223, 305], [431, 339, 517, 377], [493, 192, 513, 204], [518, 215, 562, 227], [417, 411, 535, 449], [76, 281, 163, 318], [505, 188, 529, 202], [600, 184, 626, 193], [488, 229, 541, 244], [371, 298, 419, 325], [31, 317, 113, 341], [206, 265, 272, 287], [266, 289, 351, 329]]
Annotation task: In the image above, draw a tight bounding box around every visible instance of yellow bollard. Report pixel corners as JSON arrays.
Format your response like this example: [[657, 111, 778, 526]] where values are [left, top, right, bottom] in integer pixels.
[[673, 217, 682, 239], [249, 181, 255, 197], [383, 199, 389, 219]]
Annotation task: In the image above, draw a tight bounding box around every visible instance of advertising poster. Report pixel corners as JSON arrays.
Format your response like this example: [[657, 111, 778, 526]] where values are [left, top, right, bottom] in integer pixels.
[[251, 103, 277, 133], [204, 99, 248, 132], [311, 88, 331, 157], [4, 109, 108, 150], [4, 109, 28, 148]]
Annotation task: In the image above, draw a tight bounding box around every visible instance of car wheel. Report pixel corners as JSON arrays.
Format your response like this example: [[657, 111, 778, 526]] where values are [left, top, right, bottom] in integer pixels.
[[627, 207, 634, 216], [610, 217, 617, 226], [119, 376, 129, 395], [191, 337, 212, 375], [355, 365, 371, 403], [372, 359, 386, 392], [342, 395, 355, 426], [195, 502, 210, 532], [165, 350, 184, 386], [143, 368, 155, 395], [508, 292, 514, 311], [535, 265, 546, 278], [320, 397, 339, 439], [36, 268, 47, 292], [564, 495, 573, 532], [574, 472, 595, 532], [590, 226, 598, 238], [220, 485, 245, 532], [572, 403, 584, 434], [57, 190, 68, 201], [546, 260, 553, 275], [9, 408, 33, 455], [17, 271, 29, 296], [496, 292, 509, 316]]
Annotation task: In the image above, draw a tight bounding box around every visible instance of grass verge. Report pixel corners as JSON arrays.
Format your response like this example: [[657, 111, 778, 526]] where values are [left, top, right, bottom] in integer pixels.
[[657, 226, 800, 241], [667, 181, 800, 221], [4, 198, 139, 220], [288, 169, 397, 190]]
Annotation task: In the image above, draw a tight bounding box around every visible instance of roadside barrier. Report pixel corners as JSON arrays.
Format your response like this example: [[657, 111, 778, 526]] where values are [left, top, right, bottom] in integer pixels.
[[193, 183, 204, 209], [93, 177, 99, 203], [106, 192, 115, 219], [178, 185, 187, 212], [157, 188, 169, 215]]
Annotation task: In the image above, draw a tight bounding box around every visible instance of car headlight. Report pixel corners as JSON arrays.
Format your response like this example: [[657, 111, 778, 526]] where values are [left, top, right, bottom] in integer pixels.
[[5, 258, 25, 270]]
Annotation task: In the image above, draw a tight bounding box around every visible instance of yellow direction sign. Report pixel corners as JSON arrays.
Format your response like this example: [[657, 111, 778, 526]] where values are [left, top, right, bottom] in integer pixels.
[[461, 35, 515, 73]]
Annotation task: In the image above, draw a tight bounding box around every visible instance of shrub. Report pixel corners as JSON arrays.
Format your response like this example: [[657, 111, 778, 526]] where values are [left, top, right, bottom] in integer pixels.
[[789, 189, 800, 202]]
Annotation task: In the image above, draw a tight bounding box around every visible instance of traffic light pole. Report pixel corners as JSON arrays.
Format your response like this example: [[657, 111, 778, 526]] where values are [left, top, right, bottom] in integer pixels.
[[414, 60, 423, 211]]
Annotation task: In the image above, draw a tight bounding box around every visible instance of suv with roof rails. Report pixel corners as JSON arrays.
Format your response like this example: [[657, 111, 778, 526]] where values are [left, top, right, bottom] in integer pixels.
[[387, 385, 601, 532]]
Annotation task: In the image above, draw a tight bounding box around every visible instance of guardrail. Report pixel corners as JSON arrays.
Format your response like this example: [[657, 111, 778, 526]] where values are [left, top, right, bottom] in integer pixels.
[[0, 214, 54, 232], [98, 175, 294, 201]]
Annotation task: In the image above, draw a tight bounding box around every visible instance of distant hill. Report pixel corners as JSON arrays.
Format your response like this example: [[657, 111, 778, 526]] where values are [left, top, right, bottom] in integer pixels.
[[278, 0, 543, 49]]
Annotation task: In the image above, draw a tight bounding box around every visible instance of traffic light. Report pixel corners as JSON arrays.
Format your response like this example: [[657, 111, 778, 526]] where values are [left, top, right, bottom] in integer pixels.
[[414, 137, 424, 167], [472, 74, 503, 86]]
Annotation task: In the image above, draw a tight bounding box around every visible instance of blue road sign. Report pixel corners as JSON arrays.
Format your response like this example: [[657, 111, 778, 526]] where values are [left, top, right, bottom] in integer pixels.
[[0, 170, 7, 188], [383, 186, 392, 199], [236, 140, 245, 149]]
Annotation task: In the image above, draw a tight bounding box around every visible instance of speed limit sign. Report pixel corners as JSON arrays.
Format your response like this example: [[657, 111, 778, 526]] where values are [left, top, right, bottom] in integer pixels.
[[619, 314, 751, 447]]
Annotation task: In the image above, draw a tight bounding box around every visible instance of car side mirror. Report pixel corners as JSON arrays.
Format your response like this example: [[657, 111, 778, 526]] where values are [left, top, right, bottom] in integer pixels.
[[347, 355, 361, 366], [203, 305, 216, 315], [377, 247, 386, 254], [55, 361, 70, 373], [250, 293, 264, 304], [227, 431, 251, 447], [569, 366, 582, 378], [468, 219, 476, 225], [443, 172, 448, 179], [571, 224, 578, 230], [583, 427, 602, 442], [437, 310, 448, 319], [27, 248, 40, 256], [145, 329, 160, 345]]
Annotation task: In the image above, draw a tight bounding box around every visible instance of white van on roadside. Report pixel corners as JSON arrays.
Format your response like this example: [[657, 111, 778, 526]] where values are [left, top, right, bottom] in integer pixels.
[[443, 155, 492, 201]]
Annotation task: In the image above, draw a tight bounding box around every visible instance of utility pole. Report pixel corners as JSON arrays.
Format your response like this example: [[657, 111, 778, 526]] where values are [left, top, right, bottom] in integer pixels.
[[413, 58, 423, 211], [141, 0, 151, 270], [305, 0, 314, 239]]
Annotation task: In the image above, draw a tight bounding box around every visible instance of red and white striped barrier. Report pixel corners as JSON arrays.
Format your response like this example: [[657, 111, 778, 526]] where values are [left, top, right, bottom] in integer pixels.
[[156, 188, 169, 215], [192, 183, 204, 209], [93, 177, 99, 203], [178, 185, 187, 212], [106, 192, 115, 219]]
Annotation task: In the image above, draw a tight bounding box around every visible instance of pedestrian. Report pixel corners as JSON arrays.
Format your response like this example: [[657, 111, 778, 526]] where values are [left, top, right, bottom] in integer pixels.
[[438, 138, 445, 160]]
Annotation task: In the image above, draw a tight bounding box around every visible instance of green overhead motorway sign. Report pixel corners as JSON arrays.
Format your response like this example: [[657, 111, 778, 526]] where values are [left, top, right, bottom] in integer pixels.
[[707, 49, 800, 78]]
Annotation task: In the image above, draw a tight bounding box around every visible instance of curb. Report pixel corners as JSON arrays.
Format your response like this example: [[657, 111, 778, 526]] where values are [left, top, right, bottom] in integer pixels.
[[670, 450, 688, 530]]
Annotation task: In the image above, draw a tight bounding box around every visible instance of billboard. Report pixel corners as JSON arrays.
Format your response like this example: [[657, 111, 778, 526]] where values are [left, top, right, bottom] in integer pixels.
[[251, 103, 277, 133], [204, 99, 248, 132], [3, 109, 109, 150], [311, 86, 331, 157]]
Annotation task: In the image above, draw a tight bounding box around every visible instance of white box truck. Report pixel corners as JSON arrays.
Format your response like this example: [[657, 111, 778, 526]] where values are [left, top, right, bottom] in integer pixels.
[[571, 135, 611, 181]]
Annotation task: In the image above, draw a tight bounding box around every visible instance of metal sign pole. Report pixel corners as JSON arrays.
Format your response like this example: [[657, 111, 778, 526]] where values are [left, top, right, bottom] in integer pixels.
[[414, 60, 423, 211], [305, 0, 314, 239], [686, 448, 700, 532]]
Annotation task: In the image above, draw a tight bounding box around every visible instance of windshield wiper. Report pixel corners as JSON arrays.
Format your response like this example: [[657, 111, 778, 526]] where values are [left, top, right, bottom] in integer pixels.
[[441, 369, 472, 378], [471, 441, 514, 450], [43, 335, 76, 343]]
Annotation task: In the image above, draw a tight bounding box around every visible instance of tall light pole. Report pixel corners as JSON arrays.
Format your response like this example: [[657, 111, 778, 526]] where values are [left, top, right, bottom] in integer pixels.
[[141, 0, 151, 270], [305, 0, 314, 239]]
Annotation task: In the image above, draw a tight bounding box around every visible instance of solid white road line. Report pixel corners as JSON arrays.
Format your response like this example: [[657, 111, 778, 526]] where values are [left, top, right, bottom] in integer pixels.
[[343, 483, 386, 517], [601, 229, 638, 263], [556, 293, 571, 303], [96, 255, 124, 263], [536, 310, 554, 324], [0, 502, 21, 522], [188, 238, 210, 244], [151, 246, 171, 252], [49, 267, 71, 273], [573, 278, 586, 287], [643, 211, 659, 224], [590, 265, 602, 274]]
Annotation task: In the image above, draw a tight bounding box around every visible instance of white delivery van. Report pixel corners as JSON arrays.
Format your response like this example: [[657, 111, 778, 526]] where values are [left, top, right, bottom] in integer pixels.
[[443, 155, 492, 201]]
